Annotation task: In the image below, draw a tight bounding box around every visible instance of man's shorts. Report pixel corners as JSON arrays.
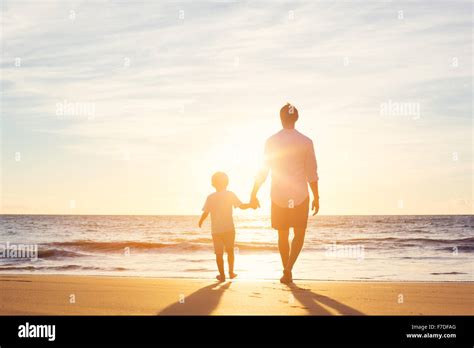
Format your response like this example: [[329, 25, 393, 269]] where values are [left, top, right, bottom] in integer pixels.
[[212, 231, 235, 255], [271, 197, 309, 230]]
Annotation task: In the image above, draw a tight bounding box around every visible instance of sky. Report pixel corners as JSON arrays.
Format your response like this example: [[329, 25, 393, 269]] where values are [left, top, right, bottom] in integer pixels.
[[0, 0, 472, 215]]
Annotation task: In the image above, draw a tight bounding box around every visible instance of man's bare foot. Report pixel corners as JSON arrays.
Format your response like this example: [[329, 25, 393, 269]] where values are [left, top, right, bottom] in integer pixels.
[[229, 272, 238, 279], [279, 270, 292, 284], [216, 274, 226, 282]]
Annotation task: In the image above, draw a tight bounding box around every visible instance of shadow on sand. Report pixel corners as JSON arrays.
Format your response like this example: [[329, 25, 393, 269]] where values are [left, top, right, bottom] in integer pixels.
[[287, 283, 365, 315], [158, 281, 231, 315]]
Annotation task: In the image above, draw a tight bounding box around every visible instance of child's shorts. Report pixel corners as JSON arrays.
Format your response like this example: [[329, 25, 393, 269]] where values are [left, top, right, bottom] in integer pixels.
[[212, 231, 235, 255]]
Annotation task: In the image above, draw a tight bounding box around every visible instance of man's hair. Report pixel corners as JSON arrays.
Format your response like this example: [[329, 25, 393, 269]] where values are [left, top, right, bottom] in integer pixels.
[[280, 103, 299, 123], [211, 171, 229, 188]]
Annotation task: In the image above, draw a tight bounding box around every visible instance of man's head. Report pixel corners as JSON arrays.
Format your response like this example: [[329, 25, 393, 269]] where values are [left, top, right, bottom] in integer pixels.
[[280, 103, 298, 129], [211, 171, 229, 191]]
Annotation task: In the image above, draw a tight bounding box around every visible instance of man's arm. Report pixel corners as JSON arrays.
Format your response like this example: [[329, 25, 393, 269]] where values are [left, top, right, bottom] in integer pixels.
[[232, 193, 255, 210], [250, 168, 268, 208], [306, 140, 319, 215], [309, 181, 319, 215], [198, 211, 209, 228], [250, 141, 270, 208]]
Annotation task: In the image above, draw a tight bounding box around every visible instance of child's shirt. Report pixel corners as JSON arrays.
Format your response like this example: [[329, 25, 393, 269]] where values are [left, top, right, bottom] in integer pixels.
[[202, 190, 242, 234]]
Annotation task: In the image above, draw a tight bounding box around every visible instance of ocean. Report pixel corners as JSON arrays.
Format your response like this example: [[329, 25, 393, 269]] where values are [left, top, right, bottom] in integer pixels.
[[0, 215, 472, 281]]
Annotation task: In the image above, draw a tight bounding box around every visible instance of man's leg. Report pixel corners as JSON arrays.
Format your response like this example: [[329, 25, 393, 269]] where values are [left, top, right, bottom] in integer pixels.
[[277, 229, 290, 268], [285, 227, 306, 272], [227, 249, 235, 277]]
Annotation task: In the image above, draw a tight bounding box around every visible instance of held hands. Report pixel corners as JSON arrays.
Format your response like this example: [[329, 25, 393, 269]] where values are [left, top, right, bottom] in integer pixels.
[[250, 196, 260, 209]]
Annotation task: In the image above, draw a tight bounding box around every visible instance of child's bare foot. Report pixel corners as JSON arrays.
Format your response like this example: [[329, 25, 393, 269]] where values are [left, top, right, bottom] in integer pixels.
[[229, 272, 238, 279], [216, 274, 226, 282]]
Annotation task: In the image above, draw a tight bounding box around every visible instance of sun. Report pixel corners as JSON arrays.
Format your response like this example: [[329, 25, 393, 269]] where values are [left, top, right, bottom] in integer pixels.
[[202, 123, 269, 202]]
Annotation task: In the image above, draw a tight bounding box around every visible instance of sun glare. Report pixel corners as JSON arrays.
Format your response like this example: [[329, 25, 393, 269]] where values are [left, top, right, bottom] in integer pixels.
[[201, 124, 268, 207]]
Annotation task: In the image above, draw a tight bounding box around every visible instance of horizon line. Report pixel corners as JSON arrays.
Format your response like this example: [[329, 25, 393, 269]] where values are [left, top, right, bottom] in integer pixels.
[[0, 213, 472, 217]]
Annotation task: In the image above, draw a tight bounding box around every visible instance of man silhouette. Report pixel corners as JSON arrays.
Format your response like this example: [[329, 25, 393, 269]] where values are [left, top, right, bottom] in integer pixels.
[[250, 103, 319, 283]]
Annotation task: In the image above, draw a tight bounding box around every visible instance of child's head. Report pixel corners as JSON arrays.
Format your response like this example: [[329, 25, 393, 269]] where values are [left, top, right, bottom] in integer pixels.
[[211, 171, 229, 191]]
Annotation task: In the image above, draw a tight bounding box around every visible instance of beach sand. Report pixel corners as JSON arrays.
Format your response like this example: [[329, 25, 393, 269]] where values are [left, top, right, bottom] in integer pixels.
[[0, 274, 472, 315]]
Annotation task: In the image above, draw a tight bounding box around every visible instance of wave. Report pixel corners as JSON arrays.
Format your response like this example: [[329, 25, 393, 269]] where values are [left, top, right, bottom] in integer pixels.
[[168, 237, 212, 243], [20, 236, 473, 259], [436, 245, 474, 252], [183, 268, 212, 272], [335, 237, 474, 245], [0, 247, 85, 260], [38, 249, 85, 259], [0, 265, 127, 271], [45, 240, 278, 253], [48, 240, 176, 252]]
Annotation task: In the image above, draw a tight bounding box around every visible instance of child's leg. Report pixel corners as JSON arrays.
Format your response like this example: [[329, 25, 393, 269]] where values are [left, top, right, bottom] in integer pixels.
[[215, 253, 225, 278], [224, 231, 237, 278], [212, 234, 226, 281]]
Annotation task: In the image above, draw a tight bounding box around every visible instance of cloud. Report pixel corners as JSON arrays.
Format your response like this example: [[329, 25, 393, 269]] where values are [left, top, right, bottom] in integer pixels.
[[1, 0, 472, 213]]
